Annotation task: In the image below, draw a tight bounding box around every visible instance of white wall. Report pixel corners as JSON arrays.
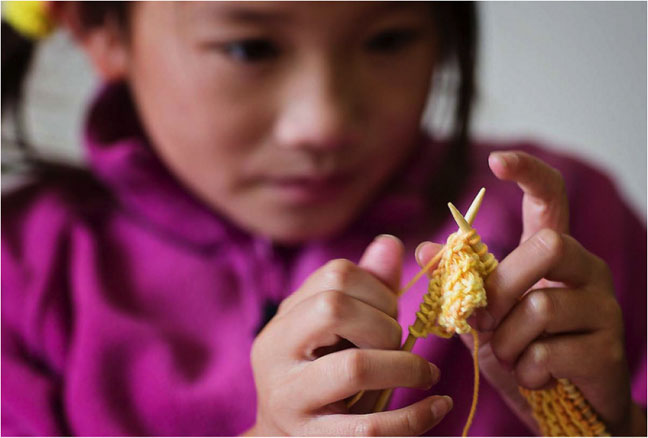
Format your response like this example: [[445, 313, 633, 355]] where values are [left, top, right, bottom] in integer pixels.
[[16, 2, 647, 219], [472, 2, 646, 219]]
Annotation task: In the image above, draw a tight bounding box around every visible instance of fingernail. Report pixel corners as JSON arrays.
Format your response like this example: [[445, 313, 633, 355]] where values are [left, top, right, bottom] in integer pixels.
[[375, 234, 403, 247], [491, 151, 518, 169], [501, 152, 519, 167], [430, 396, 453, 418], [476, 309, 497, 331], [443, 396, 453, 410], [415, 241, 429, 264], [428, 363, 440, 385]]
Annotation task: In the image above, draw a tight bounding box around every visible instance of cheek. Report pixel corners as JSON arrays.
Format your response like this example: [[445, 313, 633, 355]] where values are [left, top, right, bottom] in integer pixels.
[[130, 62, 272, 193]]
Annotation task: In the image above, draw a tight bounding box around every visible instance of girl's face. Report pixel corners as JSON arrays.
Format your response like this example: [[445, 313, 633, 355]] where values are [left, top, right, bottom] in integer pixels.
[[125, 2, 437, 243]]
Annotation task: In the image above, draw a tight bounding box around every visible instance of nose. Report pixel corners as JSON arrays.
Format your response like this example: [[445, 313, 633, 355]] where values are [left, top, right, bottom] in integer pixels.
[[273, 61, 356, 152]]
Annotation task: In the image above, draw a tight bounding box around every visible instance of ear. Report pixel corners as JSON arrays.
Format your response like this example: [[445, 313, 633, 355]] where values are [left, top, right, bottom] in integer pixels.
[[80, 24, 129, 81], [52, 2, 129, 81]]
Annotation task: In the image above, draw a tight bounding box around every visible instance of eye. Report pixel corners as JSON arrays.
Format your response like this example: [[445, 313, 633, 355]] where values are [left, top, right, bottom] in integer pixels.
[[366, 29, 420, 53], [221, 38, 279, 63]]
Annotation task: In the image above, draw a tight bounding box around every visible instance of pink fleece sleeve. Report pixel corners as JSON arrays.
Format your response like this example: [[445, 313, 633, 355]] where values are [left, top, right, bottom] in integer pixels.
[[2, 189, 74, 435]]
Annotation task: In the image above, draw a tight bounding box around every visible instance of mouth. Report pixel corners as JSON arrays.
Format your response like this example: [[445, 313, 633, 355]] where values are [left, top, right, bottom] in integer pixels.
[[265, 172, 351, 204]]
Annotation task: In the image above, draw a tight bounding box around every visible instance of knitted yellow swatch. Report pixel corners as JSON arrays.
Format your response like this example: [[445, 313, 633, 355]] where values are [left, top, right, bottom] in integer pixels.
[[410, 228, 496, 339], [410, 227, 608, 436]]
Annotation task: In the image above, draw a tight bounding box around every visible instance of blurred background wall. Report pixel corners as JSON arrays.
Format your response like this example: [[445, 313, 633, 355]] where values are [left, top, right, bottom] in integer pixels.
[[14, 1, 648, 219]]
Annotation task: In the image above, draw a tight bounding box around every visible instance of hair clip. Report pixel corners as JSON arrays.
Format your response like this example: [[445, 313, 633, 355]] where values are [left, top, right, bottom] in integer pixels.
[[3, 1, 55, 41]]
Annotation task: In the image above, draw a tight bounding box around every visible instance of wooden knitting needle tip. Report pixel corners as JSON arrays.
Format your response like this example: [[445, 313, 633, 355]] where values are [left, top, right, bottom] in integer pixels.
[[399, 188, 485, 296], [448, 202, 473, 233], [360, 190, 488, 413], [465, 187, 485, 225]]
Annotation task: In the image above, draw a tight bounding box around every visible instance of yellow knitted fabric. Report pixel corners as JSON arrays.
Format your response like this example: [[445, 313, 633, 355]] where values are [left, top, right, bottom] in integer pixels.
[[520, 380, 609, 436], [410, 229, 496, 339], [410, 228, 609, 436]]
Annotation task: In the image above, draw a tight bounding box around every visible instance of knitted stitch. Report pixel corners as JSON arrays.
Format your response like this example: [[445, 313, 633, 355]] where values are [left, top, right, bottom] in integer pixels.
[[410, 228, 609, 436], [409, 228, 496, 339]]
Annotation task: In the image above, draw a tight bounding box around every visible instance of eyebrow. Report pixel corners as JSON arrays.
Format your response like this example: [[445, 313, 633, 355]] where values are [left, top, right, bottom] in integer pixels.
[[210, 4, 293, 25], [197, 2, 416, 26]]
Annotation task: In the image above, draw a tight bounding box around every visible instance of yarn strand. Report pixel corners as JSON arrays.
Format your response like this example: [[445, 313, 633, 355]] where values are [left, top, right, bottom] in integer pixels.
[[406, 217, 609, 436], [462, 329, 480, 437], [370, 191, 608, 437]]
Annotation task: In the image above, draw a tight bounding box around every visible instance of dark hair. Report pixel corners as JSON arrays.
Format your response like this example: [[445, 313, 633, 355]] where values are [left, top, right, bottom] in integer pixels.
[[1, 2, 477, 215], [1, 2, 129, 175], [428, 2, 478, 218]]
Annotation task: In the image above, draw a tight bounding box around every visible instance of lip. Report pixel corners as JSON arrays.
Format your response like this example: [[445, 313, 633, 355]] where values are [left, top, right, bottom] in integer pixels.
[[265, 173, 350, 204]]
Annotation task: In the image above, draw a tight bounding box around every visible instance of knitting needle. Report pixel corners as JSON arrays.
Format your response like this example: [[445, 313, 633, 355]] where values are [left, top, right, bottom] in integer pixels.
[[396, 187, 485, 298], [448, 202, 474, 233], [342, 189, 484, 412], [346, 189, 485, 410], [448, 201, 494, 271], [464, 187, 485, 230]]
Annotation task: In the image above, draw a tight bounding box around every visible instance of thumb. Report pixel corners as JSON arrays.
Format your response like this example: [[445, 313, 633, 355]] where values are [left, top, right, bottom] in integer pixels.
[[359, 234, 404, 292], [415, 241, 445, 273]]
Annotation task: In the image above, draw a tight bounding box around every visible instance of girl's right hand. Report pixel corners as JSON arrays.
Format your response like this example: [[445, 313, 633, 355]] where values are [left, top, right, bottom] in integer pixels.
[[244, 235, 453, 436]]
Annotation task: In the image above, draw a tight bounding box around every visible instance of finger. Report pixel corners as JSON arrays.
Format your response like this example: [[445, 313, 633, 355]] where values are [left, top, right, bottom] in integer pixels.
[[514, 333, 625, 393], [489, 150, 569, 242], [514, 332, 631, 429], [293, 348, 439, 408], [490, 288, 610, 368], [272, 290, 402, 359], [310, 395, 452, 436], [477, 229, 608, 331], [279, 258, 398, 318], [359, 234, 404, 292], [415, 241, 445, 275]]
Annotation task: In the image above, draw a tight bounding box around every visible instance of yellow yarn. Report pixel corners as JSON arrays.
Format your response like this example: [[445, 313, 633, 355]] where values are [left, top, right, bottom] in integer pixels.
[[3, 1, 55, 40], [411, 227, 608, 436], [520, 380, 609, 436], [410, 229, 496, 340], [410, 228, 496, 436]]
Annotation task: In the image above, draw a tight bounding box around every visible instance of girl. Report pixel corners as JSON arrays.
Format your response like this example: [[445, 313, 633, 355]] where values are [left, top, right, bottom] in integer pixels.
[[2, 2, 645, 436]]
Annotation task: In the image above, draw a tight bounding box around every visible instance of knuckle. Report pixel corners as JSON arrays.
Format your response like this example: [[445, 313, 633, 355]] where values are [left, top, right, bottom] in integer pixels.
[[516, 343, 551, 389], [342, 349, 371, 385], [354, 418, 378, 436], [534, 228, 564, 262], [530, 342, 551, 368], [600, 294, 622, 321], [323, 259, 356, 289], [608, 340, 626, 369], [601, 332, 626, 369], [315, 290, 348, 322], [403, 408, 420, 435], [525, 290, 553, 325], [277, 297, 291, 315]]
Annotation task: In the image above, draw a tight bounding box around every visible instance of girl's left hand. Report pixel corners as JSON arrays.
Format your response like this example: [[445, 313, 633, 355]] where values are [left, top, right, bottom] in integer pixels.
[[417, 151, 645, 435]]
